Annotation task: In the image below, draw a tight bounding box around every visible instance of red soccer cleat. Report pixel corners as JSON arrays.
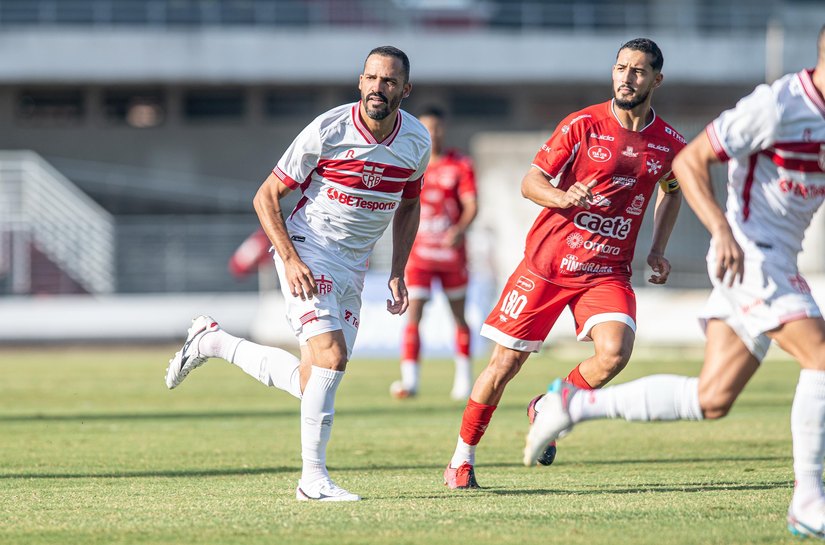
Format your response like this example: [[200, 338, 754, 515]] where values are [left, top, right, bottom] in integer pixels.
[[443, 462, 480, 489]]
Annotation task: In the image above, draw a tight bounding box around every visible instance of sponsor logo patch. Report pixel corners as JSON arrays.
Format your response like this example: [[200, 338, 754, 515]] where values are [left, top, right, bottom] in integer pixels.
[[625, 194, 645, 216], [574, 211, 632, 240], [588, 145, 612, 162], [590, 132, 615, 141], [566, 232, 584, 249], [326, 187, 397, 211], [611, 175, 637, 188], [559, 254, 614, 275], [621, 146, 638, 158], [647, 142, 670, 152], [515, 276, 535, 292]]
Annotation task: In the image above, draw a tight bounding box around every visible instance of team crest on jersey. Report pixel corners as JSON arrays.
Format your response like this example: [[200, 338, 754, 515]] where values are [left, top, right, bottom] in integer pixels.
[[362, 164, 385, 188], [647, 158, 662, 175], [315, 274, 333, 295]]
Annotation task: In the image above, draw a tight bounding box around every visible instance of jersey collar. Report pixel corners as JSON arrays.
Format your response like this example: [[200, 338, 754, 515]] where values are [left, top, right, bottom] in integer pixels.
[[351, 103, 403, 146], [609, 98, 656, 132], [798, 69, 825, 119]]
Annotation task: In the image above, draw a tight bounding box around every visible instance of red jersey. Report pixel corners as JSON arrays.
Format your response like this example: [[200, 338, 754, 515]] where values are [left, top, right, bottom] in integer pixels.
[[526, 100, 685, 287], [408, 150, 477, 271]]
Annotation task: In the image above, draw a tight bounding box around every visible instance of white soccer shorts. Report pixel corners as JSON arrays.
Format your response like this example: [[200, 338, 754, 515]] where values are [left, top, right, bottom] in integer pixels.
[[699, 250, 821, 361], [273, 249, 364, 360]]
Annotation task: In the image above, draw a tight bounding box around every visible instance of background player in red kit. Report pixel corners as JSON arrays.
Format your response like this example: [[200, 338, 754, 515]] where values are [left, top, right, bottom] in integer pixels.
[[390, 107, 479, 401], [444, 38, 684, 488]]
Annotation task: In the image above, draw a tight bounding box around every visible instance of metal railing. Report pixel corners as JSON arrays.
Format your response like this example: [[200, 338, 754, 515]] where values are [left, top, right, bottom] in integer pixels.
[[0, 151, 115, 293], [0, 0, 784, 33]]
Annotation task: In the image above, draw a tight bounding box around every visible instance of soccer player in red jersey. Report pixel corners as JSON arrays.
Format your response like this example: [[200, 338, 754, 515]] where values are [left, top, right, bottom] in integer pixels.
[[390, 107, 479, 401], [444, 38, 685, 489]]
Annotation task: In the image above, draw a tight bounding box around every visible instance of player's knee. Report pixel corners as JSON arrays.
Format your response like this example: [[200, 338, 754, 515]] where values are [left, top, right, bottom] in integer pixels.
[[485, 350, 524, 383], [698, 394, 733, 420], [595, 350, 630, 376]]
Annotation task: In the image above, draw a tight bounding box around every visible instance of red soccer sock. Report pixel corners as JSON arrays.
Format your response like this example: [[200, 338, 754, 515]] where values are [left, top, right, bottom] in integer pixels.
[[565, 363, 594, 390], [401, 323, 420, 362], [459, 398, 497, 445], [455, 325, 471, 358]]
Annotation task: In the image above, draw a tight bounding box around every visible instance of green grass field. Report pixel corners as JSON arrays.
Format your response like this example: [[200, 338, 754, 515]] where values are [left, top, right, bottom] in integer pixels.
[[0, 344, 808, 545]]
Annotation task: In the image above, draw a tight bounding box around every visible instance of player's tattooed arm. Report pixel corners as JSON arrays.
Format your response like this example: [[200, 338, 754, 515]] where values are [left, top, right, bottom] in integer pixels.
[[253, 172, 317, 300]]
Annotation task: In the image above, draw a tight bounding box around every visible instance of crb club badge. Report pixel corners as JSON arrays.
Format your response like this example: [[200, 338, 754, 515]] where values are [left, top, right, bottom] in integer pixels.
[[362, 164, 385, 188]]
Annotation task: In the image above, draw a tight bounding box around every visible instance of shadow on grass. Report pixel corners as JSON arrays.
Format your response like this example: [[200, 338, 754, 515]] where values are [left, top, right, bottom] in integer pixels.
[[0, 404, 459, 423], [488, 479, 791, 496], [0, 465, 297, 480]]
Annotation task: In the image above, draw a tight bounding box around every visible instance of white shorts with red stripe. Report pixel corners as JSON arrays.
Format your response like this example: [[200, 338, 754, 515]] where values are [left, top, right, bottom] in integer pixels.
[[699, 244, 822, 361], [273, 246, 364, 359]]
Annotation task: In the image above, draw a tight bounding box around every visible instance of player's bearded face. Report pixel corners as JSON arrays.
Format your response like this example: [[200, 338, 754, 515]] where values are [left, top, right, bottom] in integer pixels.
[[612, 49, 660, 111], [362, 89, 403, 120]]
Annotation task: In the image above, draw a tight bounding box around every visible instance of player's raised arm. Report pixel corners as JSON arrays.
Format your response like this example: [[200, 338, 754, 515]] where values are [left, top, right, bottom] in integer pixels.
[[672, 132, 743, 286], [253, 172, 317, 300], [387, 196, 421, 315], [521, 167, 597, 209]]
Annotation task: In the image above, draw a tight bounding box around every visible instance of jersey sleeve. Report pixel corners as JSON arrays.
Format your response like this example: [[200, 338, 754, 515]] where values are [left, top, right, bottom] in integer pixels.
[[531, 112, 587, 185], [402, 144, 431, 199], [457, 157, 478, 200], [706, 83, 780, 162], [272, 118, 323, 189]]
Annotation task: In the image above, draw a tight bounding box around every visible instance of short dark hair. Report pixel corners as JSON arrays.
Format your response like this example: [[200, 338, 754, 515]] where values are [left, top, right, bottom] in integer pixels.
[[418, 105, 445, 120], [365, 46, 410, 82], [618, 38, 664, 72]]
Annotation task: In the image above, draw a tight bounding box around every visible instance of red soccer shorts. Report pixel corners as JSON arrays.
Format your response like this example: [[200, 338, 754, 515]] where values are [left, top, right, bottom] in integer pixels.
[[405, 264, 469, 301], [480, 260, 636, 352]]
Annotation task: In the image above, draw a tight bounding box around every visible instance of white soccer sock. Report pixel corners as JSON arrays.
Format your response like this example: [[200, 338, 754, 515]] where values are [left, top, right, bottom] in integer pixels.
[[300, 366, 345, 484], [569, 375, 704, 423], [453, 356, 473, 390], [201, 330, 302, 399], [450, 436, 475, 468], [791, 369, 825, 514], [400, 360, 419, 390]]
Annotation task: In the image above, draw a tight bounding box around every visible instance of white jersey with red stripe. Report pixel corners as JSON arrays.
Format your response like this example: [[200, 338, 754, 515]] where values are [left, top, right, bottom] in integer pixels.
[[272, 103, 431, 272], [707, 69, 825, 261]]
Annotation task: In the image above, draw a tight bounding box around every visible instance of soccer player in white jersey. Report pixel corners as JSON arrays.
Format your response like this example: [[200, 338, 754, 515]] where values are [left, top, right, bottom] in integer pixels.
[[164, 46, 430, 502], [524, 26, 825, 538]]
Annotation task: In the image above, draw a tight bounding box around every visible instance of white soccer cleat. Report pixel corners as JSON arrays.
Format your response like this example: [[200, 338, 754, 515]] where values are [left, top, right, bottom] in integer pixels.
[[296, 477, 361, 502], [523, 378, 577, 467], [165, 315, 219, 389], [788, 504, 825, 539]]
